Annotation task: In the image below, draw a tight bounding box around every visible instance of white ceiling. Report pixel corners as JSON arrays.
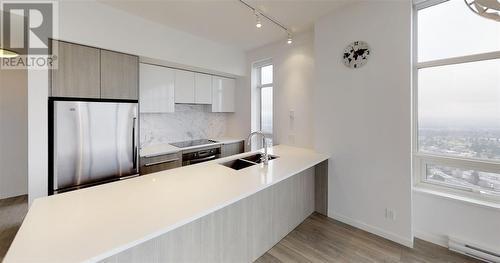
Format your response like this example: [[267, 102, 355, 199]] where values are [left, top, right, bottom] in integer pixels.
[[98, 0, 350, 51]]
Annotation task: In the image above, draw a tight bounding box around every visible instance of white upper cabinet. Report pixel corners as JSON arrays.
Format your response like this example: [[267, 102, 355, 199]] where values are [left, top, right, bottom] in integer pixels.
[[140, 65, 234, 111], [140, 63, 175, 113], [212, 76, 235, 112], [174, 69, 195, 104], [195, 73, 212, 104]]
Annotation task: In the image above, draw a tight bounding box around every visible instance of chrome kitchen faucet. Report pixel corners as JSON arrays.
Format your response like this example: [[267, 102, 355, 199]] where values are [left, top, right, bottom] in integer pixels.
[[247, 131, 269, 165]]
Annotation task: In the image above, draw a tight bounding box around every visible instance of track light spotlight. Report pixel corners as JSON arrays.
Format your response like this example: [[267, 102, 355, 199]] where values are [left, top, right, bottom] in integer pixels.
[[255, 11, 262, 28]]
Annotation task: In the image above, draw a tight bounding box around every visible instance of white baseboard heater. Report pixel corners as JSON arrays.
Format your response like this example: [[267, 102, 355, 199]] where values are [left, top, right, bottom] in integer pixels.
[[448, 237, 500, 263]]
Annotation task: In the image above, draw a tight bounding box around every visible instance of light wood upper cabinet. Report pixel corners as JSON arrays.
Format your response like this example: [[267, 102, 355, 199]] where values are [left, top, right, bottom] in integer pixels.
[[174, 70, 195, 104], [212, 76, 235, 112], [51, 40, 100, 98], [139, 63, 175, 113], [194, 73, 212, 104], [100, 50, 139, 100], [50, 40, 139, 100]]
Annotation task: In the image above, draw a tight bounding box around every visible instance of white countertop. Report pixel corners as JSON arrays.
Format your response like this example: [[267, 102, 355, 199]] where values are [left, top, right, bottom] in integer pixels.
[[140, 143, 180, 157], [4, 145, 328, 263], [140, 138, 244, 157]]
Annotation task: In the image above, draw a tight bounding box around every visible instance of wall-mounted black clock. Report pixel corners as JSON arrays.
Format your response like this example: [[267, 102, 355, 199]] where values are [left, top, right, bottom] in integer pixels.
[[343, 41, 370, 69]]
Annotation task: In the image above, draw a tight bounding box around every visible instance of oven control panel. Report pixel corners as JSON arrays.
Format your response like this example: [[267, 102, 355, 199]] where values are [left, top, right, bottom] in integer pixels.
[[182, 147, 221, 166]]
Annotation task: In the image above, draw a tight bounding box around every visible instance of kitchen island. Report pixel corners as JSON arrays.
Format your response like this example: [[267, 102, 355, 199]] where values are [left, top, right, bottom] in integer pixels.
[[4, 145, 329, 263]]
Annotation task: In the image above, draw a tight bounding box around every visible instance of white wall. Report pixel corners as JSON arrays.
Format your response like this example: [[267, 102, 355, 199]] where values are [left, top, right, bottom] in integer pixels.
[[0, 68, 28, 199], [314, 1, 413, 246], [28, 1, 247, 203], [414, 191, 500, 253], [226, 76, 250, 142], [58, 1, 245, 76], [27, 68, 48, 203], [229, 31, 315, 149]]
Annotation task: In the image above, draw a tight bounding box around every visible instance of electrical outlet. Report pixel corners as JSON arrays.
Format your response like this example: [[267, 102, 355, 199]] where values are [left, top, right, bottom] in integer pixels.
[[385, 208, 396, 221]]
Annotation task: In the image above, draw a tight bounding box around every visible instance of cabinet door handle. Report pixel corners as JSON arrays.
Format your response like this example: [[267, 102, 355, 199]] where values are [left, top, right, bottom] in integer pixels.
[[144, 158, 180, 167]]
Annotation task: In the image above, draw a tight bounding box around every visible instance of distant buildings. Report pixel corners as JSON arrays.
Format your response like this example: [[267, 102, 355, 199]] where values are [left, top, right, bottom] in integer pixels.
[[421, 127, 500, 193]]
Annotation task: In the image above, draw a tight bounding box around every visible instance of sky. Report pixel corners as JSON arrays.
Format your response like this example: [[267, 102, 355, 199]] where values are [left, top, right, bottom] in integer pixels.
[[417, 0, 500, 129]]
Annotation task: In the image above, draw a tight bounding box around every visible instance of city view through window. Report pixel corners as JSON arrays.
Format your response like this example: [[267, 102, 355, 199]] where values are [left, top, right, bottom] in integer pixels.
[[420, 126, 500, 193], [257, 64, 273, 147], [417, 0, 500, 195]]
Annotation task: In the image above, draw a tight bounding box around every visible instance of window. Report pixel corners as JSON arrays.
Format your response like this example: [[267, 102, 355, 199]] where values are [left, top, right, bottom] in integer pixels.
[[256, 64, 273, 146], [414, 0, 500, 200]]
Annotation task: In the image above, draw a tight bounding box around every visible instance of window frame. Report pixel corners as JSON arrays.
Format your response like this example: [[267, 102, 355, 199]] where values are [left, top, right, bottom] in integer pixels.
[[412, 0, 500, 202], [255, 62, 274, 140]]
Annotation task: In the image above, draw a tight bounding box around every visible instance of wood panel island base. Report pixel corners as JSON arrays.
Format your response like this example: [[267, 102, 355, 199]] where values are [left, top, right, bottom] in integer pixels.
[[102, 166, 322, 263], [4, 145, 329, 263]]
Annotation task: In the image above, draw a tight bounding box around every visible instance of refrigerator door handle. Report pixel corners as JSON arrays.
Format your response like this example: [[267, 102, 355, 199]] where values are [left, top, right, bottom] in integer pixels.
[[132, 117, 138, 171]]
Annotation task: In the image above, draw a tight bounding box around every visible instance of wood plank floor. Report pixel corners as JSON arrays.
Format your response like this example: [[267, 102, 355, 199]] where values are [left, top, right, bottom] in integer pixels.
[[0, 197, 480, 263], [256, 213, 480, 263], [0, 195, 28, 262]]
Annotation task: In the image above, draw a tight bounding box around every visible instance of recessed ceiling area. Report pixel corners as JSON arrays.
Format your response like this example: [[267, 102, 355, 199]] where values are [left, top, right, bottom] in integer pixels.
[[98, 0, 350, 51]]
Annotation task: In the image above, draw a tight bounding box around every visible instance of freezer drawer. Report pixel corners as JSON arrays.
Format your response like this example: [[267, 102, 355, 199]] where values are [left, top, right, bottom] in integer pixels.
[[52, 100, 139, 193]]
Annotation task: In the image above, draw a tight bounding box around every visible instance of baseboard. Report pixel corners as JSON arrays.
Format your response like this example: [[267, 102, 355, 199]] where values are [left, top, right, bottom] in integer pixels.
[[329, 212, 414, 248], [413, 230, 448, 248], [0, 191, 27, 200]]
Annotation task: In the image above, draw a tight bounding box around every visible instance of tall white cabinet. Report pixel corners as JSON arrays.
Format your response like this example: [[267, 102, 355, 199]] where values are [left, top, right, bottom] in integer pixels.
[[139, 63, 175, 113], [212, 76, 235, 112]]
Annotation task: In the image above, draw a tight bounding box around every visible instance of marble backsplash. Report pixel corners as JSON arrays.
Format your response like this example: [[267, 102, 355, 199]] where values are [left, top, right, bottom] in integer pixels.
[[140, 104, 228, 147]]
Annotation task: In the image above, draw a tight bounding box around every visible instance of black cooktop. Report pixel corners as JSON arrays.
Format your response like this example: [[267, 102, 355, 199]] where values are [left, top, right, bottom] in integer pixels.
[[170, 139, 218, 148]]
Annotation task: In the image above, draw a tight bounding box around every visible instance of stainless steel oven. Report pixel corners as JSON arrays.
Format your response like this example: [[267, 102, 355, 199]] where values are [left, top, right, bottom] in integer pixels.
[[181, 145, 221, 166]]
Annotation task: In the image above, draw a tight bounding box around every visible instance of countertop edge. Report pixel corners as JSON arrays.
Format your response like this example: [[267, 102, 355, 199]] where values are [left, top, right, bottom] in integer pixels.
[[140, 138, 245, 157]]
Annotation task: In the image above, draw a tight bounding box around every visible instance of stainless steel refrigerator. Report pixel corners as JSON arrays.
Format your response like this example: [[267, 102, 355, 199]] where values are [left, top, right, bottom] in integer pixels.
[[50, 99, 139, 194]]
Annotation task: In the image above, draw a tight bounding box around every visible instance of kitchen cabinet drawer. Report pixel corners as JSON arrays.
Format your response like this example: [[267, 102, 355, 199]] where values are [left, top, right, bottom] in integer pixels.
[[195, 73, 212, 104], [212, 76, 235, 112], [140, 63, 175, 113], [51, 40, 100, 98], [221, 140, 245, 157], [174, 70, 195, 104], [140, 152, 181, 175], [100, 50, 139, 100]]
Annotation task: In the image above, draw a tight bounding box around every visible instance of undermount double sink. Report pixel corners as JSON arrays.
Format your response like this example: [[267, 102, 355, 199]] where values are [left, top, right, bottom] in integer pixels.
[[221, 153, 279, 170]]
